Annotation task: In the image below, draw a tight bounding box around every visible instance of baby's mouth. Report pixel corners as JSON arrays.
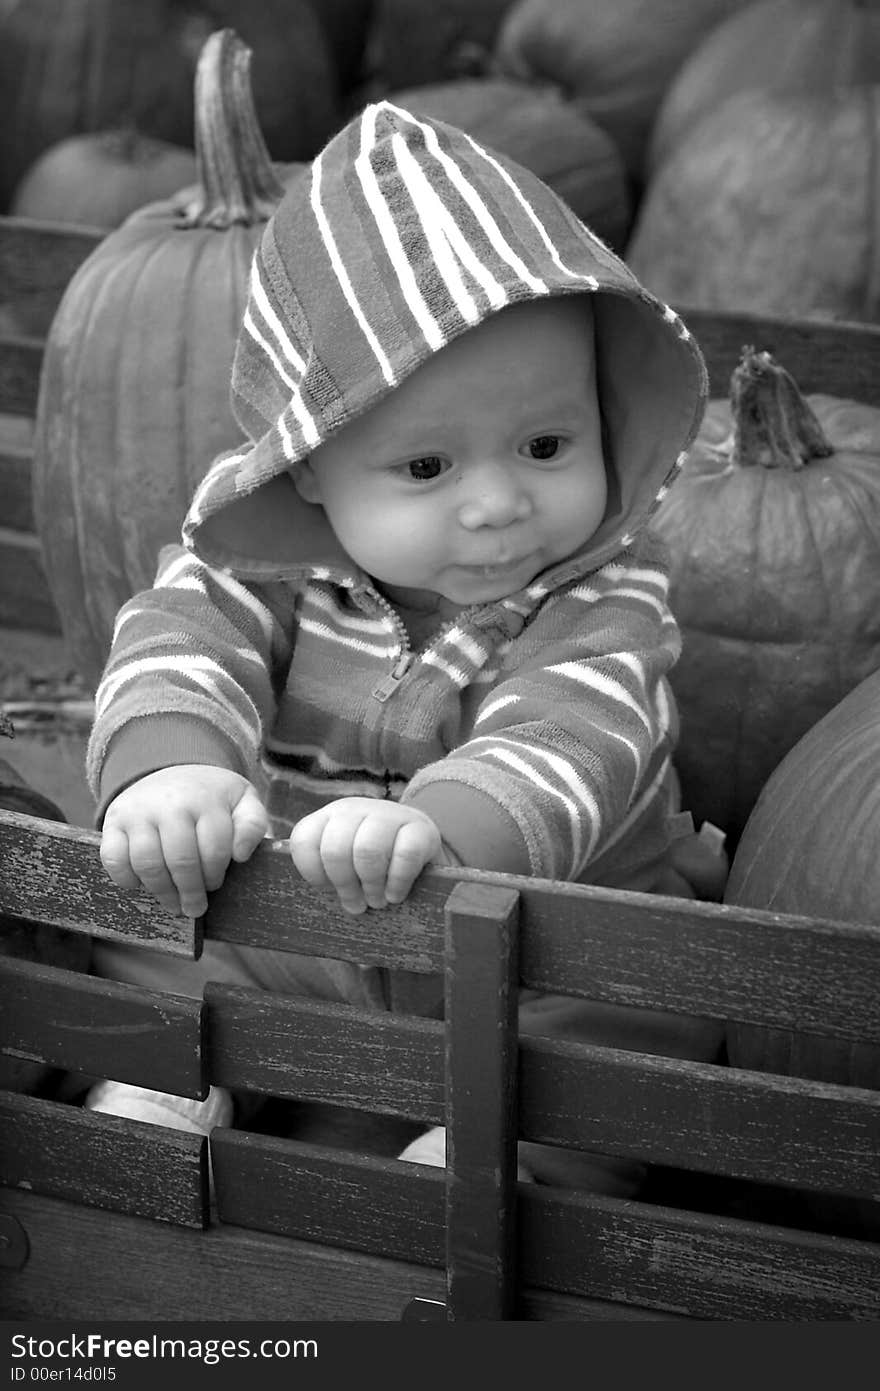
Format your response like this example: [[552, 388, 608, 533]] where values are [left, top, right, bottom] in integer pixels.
[[461, 554, 534, 579]]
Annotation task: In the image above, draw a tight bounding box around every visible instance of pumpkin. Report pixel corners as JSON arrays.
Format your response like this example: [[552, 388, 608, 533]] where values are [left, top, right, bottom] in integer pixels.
[[628, 83, 880, 322], [32, 29, 288, 690], [386, 77, 632, 251], [648, 0, 880, 175], [492, 0, 753, 185], [366, 0, 515, 91], [722, 667, 880, 1092], [10, 129, 197, 230], [0, 0, 338, 211], [651, 347, 880, 845], [723, 674, 880, 1237], [303, 0, 375, 97]]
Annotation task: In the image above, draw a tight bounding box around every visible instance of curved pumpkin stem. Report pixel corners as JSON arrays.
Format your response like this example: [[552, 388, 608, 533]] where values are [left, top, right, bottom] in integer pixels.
[[177, 27, 285, 230], [730, 347, 834, 469]]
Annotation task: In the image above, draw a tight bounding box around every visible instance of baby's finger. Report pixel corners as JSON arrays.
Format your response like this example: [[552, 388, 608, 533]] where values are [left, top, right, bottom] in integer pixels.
[[289, 811, 334, 888], [230, 784, 270, 862], [126, 824, 185, 916], [157, 816, 209, 919], [317, 813, 369, 915], [385, 821, 439, 904], [99, 824, 142, 892], [195, 809, 234, 893], [350, 820, 396, 909]]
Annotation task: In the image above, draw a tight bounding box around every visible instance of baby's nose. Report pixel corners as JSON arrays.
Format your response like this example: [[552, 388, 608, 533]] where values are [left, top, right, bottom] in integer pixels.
[[458, 465, 532, 530]]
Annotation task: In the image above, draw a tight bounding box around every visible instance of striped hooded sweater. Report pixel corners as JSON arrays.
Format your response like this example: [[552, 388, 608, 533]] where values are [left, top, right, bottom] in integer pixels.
[[87, 101, 708, 889]]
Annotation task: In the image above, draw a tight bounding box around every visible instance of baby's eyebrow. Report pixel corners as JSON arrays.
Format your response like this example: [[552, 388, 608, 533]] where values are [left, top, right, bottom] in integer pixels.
[[378, 435, 449, 459], [380, 439, 442, 456]]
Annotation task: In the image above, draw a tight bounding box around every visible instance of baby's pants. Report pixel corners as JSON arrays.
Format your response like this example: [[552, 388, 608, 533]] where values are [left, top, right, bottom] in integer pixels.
[[91, 938, 430, 1013]]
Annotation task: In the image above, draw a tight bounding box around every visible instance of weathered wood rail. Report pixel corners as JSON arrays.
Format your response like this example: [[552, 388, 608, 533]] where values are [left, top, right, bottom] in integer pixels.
[[0, 807, 878, 1321]]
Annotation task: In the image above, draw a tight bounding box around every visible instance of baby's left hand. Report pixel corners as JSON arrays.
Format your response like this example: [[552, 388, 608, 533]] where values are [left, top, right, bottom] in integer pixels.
[[289, 797, 449, 914]]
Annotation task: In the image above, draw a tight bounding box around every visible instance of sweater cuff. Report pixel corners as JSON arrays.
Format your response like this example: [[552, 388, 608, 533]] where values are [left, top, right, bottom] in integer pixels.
[[404, 783, 532, 876], [95, 716, 242, 826]]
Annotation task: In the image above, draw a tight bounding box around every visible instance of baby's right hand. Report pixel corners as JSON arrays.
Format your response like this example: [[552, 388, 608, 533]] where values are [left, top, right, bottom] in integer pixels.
[[100, 765, 269, 919]]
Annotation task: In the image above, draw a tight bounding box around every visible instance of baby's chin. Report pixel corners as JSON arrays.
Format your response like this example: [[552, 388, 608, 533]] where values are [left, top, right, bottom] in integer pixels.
[[438, 558, 547, 605]]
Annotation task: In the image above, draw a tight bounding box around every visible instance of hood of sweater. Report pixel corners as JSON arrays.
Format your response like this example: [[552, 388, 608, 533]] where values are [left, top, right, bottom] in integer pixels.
[[182, 100, 707, 592]]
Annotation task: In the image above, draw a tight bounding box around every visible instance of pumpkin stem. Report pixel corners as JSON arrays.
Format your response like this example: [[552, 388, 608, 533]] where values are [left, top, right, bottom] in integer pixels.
[[730, 347, 834, 469], [177, 28, 285, 230]]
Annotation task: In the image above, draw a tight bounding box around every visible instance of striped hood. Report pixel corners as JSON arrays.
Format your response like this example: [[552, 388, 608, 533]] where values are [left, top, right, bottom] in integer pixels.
[[183, 100, 707, 586]]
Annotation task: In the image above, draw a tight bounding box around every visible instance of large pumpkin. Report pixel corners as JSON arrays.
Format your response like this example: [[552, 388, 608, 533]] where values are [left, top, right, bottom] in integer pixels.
[[723, 666, 880, 1091], [651, 347, 880, 844], [367, 0, 515, 90], [10, 130, 197, 230], [628, 82, 880, 322], [386, 77, 632, 251], [648, 0, 880, 175], [0, 0, 338, 211], [32, 29, 288, 690], [492, 0, 753, 185]]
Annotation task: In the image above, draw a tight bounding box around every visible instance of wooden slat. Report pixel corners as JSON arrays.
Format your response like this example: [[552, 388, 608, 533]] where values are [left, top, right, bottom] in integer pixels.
[[0, 808, 200, 956], [0, 1092, 206, 1227], [205, 849, 880, 1042], [680, 306, 880, 404], [0, 1187, 678, 1324], [205, 841, 447, 968], [208, 992, 878, 1199], [205, 984, 443, 1122], [0, 337, 44, 418], [0, 413, 34, 531], [444, 881, 520, 1321], [0, 956, 206, 1098], [516, 1289, 686, 1321], [207, 1132, 880, 1322], [0, 216, 102, 338], [213, 1131, 444, 1266], [0, 526, 58, 631], [518, 1038, 880, 1197], [517, 1186, 880, 1322], [0, 1187, 446, 1321], [517, 885, 880, 1044], [0, 457, 33, 533]]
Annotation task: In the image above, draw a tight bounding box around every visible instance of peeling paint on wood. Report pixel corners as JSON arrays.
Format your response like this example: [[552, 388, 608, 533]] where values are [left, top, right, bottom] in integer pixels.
[[0, 808, 199, 955]]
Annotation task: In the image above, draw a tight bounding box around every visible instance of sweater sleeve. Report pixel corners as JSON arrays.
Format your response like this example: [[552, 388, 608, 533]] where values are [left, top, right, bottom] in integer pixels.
[[402, 547, 681, 881], [86, 543, 294, 820]]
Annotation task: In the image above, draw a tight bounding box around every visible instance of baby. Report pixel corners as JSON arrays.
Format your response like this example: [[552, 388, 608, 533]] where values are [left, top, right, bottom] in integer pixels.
[[84, 101, 722, 1184]]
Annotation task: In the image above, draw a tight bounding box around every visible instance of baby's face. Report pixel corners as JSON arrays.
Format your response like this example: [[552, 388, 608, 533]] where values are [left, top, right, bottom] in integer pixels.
[[294, 295, 606, 607]]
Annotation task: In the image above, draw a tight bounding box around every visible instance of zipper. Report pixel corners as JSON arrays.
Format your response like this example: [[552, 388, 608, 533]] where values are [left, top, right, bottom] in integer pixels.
[[372, 651, 414, 702], [363, 581, 414, 704]]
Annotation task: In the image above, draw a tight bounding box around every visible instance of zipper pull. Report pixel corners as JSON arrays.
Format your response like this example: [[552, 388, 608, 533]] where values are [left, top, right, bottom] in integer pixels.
[[372, 652, 413, 702]]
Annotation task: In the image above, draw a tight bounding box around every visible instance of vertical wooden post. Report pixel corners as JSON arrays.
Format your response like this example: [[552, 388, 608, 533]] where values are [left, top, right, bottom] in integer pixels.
[[443, 880, 521, 1321]]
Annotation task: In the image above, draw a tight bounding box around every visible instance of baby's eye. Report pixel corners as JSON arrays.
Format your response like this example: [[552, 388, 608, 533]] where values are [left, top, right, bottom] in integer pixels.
[[527, 435, 560, 460], [405, 456, 448, 481]]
